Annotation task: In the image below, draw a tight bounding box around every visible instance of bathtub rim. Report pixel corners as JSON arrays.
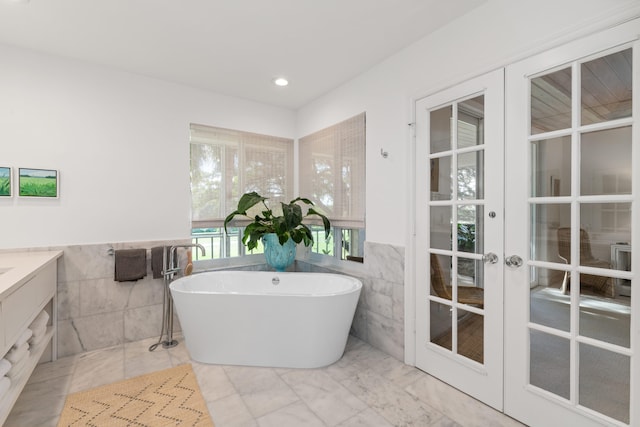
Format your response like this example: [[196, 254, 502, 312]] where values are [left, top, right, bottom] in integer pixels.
[[169, 270, 362, 298]]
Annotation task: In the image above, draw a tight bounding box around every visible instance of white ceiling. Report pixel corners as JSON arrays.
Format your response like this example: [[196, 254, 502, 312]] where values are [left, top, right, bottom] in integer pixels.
[[0, 0, 487, 109]]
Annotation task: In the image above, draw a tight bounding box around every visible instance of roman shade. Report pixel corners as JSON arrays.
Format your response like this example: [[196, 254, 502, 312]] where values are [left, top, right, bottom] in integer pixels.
[[190, 124, 294, 228], [298, 112, 365, 228]]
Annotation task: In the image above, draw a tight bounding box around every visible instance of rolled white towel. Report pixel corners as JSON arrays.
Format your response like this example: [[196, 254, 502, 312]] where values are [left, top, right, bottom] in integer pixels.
[[0, 376, 10, 399], [29, 322, 47, 339], [29, 310, 49, 332], [7, 354, 29, 381], [13, 329, 33, 349], [0, 359, 11, 377], [29, 330, 49, 348], [5, 341, 28, 365], [28, 318, 48, 349]]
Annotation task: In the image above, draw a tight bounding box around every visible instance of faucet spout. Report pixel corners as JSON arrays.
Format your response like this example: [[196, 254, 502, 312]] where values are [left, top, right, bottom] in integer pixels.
[[168, 244, 206, 272], [169, 243, 206, 258], [194, 243, 206, 257]]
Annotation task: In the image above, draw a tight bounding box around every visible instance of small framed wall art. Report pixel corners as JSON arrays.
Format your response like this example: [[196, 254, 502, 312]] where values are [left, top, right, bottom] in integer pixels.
[[18, 168, 59, 198], [0, 167, 11, 197]]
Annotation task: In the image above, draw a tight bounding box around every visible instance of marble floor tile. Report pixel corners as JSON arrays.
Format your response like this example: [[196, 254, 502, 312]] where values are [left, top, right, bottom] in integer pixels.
[[325, 340, 374, 382], [123, 336, 174, 378], [7, 334, 528, 427], [224, 366, 300, 418], [10, 373, 72, 403], [281, 369, 367, 426], [405, 374, 524, 427], [167, 341, 192, 366], [124, 347, 173, 379], [26, 353, 77, 384], [341, 368, 442, 426], [208, 393, 258, 427], [4, 374, 71, 427], [336, 408, 395, 427], [123, 335, 161, 356], [256, 401, 326, 427], [68, 345, 125, 393], [5, 410, 60, 427], [192, 362, 237, 402], [429, 416, 465, 427], [373, 355, 426, 389], [223, 366, 282, 395]]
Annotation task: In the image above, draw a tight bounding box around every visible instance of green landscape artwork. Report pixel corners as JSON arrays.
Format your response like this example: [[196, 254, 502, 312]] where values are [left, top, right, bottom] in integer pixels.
[[0, 167, 10, 197], [19, 168, 58, 197]]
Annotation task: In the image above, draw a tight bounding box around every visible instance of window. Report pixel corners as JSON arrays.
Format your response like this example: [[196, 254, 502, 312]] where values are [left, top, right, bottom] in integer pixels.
[[299, 113, 366, 261], [190, 124, 293, 259]]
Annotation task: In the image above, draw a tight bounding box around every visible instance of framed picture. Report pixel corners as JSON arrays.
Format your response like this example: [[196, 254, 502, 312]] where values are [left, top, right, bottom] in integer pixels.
[[18, 168, 59, 198], [0, 167, 11, 197]]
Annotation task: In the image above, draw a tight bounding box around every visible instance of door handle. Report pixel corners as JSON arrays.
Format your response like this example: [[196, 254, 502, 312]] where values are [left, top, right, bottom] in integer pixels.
[[483, 252, 499, 264], [505, 255, 523, 267]]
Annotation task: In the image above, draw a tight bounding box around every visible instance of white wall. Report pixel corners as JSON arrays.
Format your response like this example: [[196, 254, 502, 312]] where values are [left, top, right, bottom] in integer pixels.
[[296, 0, 640, 247], [2, 0, 638, 251], [0, 45, 295, 249]]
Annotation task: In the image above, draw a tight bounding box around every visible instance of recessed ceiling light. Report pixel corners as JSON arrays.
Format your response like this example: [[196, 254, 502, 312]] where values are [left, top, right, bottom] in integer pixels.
[[273, 77, 289, 87]]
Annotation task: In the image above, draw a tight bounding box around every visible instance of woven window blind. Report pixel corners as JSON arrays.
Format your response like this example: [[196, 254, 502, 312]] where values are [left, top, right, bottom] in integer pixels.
[[190, 124, 294, 228], [299, 112, 365, 228]]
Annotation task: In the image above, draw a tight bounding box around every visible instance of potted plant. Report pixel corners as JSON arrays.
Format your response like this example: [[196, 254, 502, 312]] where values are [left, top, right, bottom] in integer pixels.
[[224, 191, 331, 271]]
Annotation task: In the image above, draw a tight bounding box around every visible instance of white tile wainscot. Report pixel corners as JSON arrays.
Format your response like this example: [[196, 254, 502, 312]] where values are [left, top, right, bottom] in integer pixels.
[[0, 250, 62, 425]]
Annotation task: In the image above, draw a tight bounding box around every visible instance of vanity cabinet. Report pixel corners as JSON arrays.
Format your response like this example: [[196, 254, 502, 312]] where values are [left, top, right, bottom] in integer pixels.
[[3, 262, 55, 354], [0, 251, 62, 425]]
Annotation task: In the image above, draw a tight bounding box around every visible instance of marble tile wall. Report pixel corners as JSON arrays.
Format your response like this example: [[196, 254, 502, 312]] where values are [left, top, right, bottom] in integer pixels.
[[55, 240, 193, 357], [297, 241, 405, 361], [4, 240, 405, 361], [2, 240, 190, 358]]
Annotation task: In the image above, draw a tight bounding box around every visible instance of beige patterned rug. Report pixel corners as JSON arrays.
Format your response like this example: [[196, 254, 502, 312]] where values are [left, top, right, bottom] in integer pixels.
[[57, 364, 214, 426]]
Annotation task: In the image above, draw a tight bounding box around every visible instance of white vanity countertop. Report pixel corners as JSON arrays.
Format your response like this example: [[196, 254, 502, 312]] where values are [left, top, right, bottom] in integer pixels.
[[0, 251, 63, 298]]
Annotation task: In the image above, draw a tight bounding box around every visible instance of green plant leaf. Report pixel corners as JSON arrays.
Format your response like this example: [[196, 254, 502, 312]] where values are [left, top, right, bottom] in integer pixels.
[[282, 202, 303, 230], [243, 222, 268, 250], [307, 208, 331, 238], [291, 230, 304, 244], [223, 210, 241, 234], [225, 192, 332, 253], [299, 224, 314, 246], [278, 232, 290, 245], [237, 192, 267, 213], [272, 215, 286, 235], [289, 196, 313, 205], [224, 191, 268, 233]]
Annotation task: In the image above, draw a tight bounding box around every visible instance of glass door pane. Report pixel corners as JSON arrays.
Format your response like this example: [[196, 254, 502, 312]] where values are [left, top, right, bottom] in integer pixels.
[[581, 48, 632, 125], [530, 67, 572, 134], [417, 68, 503, 411], [527, 47, 633, 424], [429, 95, 486, 365]]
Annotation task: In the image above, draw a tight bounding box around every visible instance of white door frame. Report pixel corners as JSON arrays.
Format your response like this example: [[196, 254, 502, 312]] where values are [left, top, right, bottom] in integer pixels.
[[504, 18, 640, 427], [407, 14, 640, 427], [406, 1, 640, 374], [413, 69, 505, 410]]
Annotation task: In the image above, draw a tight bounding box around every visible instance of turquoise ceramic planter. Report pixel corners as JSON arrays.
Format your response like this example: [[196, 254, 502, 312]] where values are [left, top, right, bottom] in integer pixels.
[[262, 233, 296, 272]]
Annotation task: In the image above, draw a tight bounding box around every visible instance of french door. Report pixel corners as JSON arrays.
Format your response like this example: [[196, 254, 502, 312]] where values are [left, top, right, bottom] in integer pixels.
[[504, 20, 639, 426], [415, 69, 505, 410], [415, 18, 639, 426]]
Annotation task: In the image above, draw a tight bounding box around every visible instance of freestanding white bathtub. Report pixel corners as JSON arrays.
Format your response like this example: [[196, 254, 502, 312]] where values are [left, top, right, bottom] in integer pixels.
[[169, 271, 362, 368]]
